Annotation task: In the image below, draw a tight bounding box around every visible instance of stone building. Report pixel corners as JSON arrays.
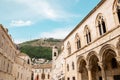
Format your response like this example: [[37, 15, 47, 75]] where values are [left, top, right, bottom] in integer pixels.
[[52, 0, 120, 80], [0, 24, 18, 80], [0, 24, 32, 80], [52, 46, 65, 80], [13, 53, 32, 80], [32, 63, 52, 80]]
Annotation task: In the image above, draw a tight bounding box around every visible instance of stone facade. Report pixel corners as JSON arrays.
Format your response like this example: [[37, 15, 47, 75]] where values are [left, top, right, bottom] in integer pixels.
[[0, 24, 32, 80], [32, 63, 52, 80], [13, 53, 32, 80], [0, 24, 17, 80], [52, 46, 65, 80], [52, 0, 120, 80]]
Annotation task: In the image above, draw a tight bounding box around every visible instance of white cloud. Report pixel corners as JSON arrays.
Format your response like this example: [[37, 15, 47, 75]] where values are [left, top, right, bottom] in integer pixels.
[[14, 0, 81, 21], [40, 27, 74, 39], [10, 20, 32, 27]]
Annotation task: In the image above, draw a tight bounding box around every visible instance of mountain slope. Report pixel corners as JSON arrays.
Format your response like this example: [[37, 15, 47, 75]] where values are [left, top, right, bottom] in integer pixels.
[[19, 38, 62, 60]]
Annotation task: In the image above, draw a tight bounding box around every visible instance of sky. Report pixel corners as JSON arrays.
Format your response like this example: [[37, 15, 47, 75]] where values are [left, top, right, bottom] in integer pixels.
[[0, 0, 100, 44]]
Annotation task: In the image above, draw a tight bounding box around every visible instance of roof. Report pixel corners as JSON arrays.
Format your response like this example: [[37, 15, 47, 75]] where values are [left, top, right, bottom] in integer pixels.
[[32, 63, 52, 69], [17, 52, 29, 57]]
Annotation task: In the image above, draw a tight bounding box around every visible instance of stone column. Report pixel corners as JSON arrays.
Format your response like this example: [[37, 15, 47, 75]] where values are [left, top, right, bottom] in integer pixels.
[[116, 56, 120, 65], [98, 62, 106, 80], [86, 65, 92, 80], [78, 71, 82, 80]]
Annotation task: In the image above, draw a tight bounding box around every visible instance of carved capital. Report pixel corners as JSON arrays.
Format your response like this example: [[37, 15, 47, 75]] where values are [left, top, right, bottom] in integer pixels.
[[86, 65, 92, 71], [117, 39, 120, 49], [98, 62, 105, 70], [78, 69, 82, 73], [115, 56, 120, 65]]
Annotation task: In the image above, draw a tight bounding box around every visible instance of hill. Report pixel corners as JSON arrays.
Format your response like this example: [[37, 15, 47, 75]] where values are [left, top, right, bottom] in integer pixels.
[[19, 38, 63, 60]]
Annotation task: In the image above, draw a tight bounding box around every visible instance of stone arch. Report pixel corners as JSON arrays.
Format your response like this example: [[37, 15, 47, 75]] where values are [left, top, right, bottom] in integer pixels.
[[116, 37, 120, 56], [113, 0, 120, 24], [75, 33, 81, 49], [95, 13, 107, 36], [86, 51, 101, 80], [84, 25, 91, 44], [86, 51, 99, 64], [77, 56, 88, 80], [67, 41, 71, 55], [99, 44, 117, 61], [99, 44, 120, 80], [77, 56, 86, 71]]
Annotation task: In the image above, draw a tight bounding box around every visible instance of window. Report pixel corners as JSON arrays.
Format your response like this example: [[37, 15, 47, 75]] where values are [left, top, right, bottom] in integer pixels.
[[84, 26, 91, 44], [36, 74, 39, 80], [27, 59, 30, 64], [54, 52, 56, 56], [67, 77, 70, 80], [116, 0, 120, 22], [73, 77, 75, 80], [67, 42, 71, 54], [41, 73, 45, 79], [67, 64, 69, 71], [75, 34, 81, 49], [111, 58, 118, 69], [96, 14, 106, 36], [17, 72, 19, 79], [7, 62, 9, 73], [21, 74, 23, 79], [48, 74, 50, 79], [72, 62, 74, 70], [31, 72, 34, 80]]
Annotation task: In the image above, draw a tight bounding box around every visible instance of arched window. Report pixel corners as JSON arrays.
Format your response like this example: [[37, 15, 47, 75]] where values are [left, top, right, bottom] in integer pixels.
[[54, 52, 56, 56], [48, 74, 50, 79], [111, 58, 118, 69], [73, 77, 75, 80], [41, 73, 45, 79], [36, 74, 39, 80], [75, 34, 81, 49], [67, 64, 69, 71], [117, 1, 120, 22], [113, 0, 120, 24], [67, 42, 71, 54], [67, 77, 70, 80], [96, 14, 106, 36], [72, 62, 74, 70], [84, 26, 91, 44]]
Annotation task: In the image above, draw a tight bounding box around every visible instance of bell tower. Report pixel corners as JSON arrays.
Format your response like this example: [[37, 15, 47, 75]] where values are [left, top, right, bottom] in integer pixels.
[[52, 46, 58, 60]]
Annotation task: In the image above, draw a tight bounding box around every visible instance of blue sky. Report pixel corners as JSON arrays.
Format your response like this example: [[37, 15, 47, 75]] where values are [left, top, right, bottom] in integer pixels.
[[0, 0, 100, 43]]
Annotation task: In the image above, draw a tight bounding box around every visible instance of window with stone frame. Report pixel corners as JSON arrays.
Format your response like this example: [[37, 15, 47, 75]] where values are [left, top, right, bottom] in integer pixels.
[[111, 58, 118, 69], [48, 74, 50, 79], [73, 77, 75, 80], [54, 52, 57, 56], [72, 62, 75, 70], [117, 1, 120, 22], [84, 26, 91, 44], [96, 14, 106, 36], [27, 59, 30, 64], [67, 42, 71, 54], [67, 64, 69, 71], [67, 77, 70, 80], [41, 73, 45, 79], [75, 34, 81, 50], [17, 72, 19, 79], [7, 62, 9, 73]]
